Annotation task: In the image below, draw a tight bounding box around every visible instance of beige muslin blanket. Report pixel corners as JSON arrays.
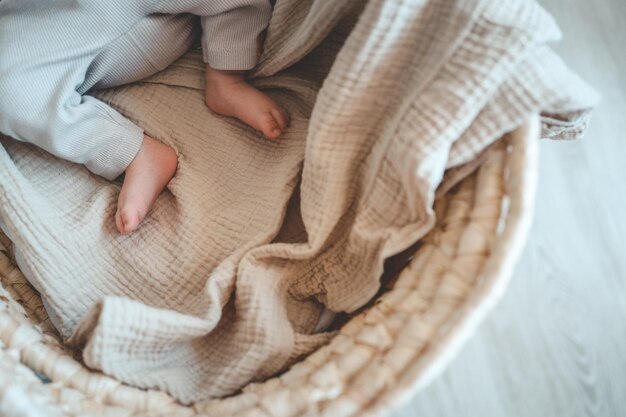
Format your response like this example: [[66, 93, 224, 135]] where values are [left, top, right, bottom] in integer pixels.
[[0, 0, 597, 403]]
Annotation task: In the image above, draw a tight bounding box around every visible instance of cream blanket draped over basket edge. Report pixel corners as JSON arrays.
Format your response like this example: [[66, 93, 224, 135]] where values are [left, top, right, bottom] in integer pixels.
[[0, 0, 597, 403]]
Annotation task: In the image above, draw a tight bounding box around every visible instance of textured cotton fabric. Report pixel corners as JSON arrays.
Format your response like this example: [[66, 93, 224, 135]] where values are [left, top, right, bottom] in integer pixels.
[[0, 0, 597, 404], [0, 0, 270, 180]]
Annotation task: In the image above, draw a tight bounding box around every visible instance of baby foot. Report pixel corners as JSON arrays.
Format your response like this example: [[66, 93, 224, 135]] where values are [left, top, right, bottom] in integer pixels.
[[115, 135, 177, 235], [204, 66, 290, 139]]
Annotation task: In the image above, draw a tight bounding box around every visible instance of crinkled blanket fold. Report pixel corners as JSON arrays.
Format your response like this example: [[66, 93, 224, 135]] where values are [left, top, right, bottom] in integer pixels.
[[0, 0, 597, 403]]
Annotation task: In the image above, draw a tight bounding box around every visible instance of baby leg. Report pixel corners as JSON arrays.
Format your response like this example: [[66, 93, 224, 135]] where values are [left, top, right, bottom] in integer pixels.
[[0, 11, 194, 234], [0, 64, 177, 235], [201, 3, 289, 138], [148, 0, 290, 138], [84, 14, 198, 234]]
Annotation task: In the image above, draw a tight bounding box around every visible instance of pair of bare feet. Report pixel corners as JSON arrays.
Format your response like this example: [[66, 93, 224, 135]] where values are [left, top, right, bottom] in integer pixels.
[[115, 66, 290, 235]]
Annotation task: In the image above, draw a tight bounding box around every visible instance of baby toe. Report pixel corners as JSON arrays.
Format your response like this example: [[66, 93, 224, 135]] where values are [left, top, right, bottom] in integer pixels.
[[115, 210, 124, 234], [271, 107, 290, 132], [259, 112, 282, 139], [117, 208, 140, 235]]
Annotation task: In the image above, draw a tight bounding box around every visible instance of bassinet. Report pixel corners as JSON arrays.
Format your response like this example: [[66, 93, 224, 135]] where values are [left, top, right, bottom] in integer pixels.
[[0, 117, 538, 417]]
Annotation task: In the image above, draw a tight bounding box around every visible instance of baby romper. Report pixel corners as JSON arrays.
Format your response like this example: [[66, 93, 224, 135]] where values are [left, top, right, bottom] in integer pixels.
[[0, 0, 272, 180]]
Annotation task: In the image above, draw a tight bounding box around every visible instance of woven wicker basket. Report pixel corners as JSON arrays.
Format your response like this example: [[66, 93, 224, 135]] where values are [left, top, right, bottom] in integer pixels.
[[0, 117, 538, 417]]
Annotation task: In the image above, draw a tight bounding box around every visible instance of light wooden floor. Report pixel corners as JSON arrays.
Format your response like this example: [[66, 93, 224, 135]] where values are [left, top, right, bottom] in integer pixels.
[[395, 0, 626, 416]]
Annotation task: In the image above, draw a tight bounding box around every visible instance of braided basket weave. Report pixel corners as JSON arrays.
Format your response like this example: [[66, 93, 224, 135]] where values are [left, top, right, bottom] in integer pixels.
[[0, 118, 538, 417]]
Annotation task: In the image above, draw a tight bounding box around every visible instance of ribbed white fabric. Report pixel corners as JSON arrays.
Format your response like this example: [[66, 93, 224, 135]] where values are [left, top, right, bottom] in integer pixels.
[[0, 0, 271, 179], [0, 0, 598, 405]]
